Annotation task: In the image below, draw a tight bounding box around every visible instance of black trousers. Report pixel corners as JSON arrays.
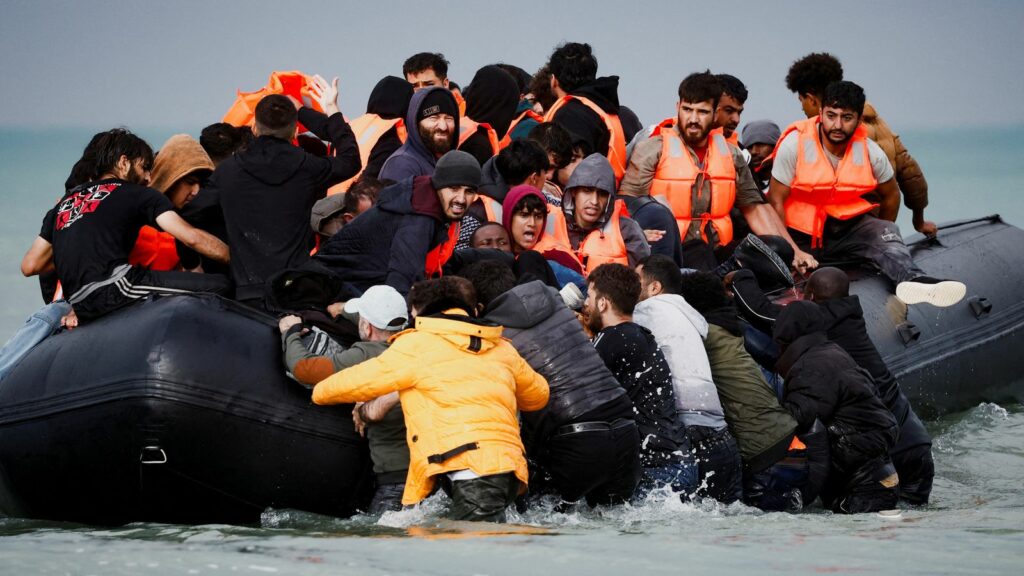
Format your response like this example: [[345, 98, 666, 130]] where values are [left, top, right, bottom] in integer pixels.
[[74, 266, 231, 322], [441, 472, 520, 523], [541, 419, 642, 507], [793, 214, 925, 285]]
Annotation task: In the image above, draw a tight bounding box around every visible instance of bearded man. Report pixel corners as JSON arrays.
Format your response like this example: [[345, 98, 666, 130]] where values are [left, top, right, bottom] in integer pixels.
[[620, 71, 805, 271]]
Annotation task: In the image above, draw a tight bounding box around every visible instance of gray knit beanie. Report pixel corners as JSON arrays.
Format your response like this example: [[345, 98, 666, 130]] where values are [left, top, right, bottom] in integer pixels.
[[431, 150, 482, 190], [740, 120, 782, 147]]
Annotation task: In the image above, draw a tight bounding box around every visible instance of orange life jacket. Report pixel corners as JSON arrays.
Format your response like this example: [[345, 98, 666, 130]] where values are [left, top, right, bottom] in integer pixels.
[[649, 120, 737, 246], [774, 117, 878, 247], [424, 221, 461, 277], [327, 114, 408, 196], [128, 225, 179, 271], [479, 196, 505, 223], [457, 119, 500, 156], [452, 89, 467, 118], [725, 131, 739, 147], [544, 95, 627, 184], [222, 71, 325, 129], [533, 200, 628, 276], [498, 109, 545, 150]]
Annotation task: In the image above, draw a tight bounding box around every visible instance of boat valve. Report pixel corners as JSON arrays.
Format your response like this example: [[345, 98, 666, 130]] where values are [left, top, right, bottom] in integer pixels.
[[968, 296, 992, 319], [897, 322, 921, 346], [140, 446, 168, 465]]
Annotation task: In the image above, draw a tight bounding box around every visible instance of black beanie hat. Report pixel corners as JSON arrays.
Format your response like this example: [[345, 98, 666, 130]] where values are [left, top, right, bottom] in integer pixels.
[[418, 88, 459, 122], [431, 151, 482, 190]]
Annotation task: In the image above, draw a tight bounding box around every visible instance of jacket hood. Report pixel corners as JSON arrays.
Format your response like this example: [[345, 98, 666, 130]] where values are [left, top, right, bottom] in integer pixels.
[[413, 309, 505, 354], [367, 75, 413, 120], [484, 280, 559, 330], [150, 134, 215, 194], [501, 185, 547, 234], [636, 294, 709, 338], [463, 65, 520, 138], [817, 296, 864, 332], [701, 304, 743, 337], [375, 176, 443, 220], [402, 87, 460, 165], [562, 153, 617, 230], [773, 300, 826, 348], [478, 155, 508, 201], [570, 76, 621, 115], [237, 135, 305, 186]]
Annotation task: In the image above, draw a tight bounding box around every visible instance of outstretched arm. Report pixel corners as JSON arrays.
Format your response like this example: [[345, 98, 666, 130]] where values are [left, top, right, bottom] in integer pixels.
[[156, 211, 229, 264], [764, 178, 817, 275]]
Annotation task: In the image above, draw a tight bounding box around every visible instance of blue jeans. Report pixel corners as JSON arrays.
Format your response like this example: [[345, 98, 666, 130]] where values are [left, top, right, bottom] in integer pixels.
[[0, 300, 71, 382], [635, 459, 699, 501], [687, 424, 744, 504]]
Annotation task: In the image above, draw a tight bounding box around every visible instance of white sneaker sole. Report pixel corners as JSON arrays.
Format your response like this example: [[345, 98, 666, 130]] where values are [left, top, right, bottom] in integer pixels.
[[896, 280, 967, 307]]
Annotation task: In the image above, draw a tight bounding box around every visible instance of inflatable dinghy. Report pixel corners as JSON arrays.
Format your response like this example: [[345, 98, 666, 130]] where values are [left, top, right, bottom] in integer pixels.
[[0, 296, 373, 525], [0, 215, 1021, 525]]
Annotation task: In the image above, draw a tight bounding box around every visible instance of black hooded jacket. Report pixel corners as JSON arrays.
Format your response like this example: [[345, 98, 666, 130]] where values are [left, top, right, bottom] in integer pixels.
[[774, 301, 899, 474], [550, 76, 621, 157], [364, 76, 414, 179], [817, 297, 932, 454], [315, 176, 450, 295], [732, 271, 931, 455], [459, 66, 519, 166], [210, 107, 359, 301], [483, 281, 633, 456]]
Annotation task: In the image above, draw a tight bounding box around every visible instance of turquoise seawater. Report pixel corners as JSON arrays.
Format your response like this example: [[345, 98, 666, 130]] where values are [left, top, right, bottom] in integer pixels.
[[0, 127, 1023, 574]]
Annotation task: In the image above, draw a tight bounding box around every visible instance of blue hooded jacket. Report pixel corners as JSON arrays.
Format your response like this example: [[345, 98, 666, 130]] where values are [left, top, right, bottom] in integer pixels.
[[378, 87, 459, 182]]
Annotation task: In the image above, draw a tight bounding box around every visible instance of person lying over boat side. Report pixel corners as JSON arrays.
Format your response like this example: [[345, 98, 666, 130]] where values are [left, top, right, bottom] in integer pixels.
[[279, 284, 410, 514], [773, 300, 900, 514]]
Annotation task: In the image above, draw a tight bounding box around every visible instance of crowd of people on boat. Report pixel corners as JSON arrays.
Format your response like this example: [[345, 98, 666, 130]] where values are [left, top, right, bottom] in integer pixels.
[[3, 43, 967, 522]]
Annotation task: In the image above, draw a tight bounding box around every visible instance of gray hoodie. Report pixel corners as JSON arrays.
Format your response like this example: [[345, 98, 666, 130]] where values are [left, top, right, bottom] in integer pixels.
[[562, 153, 650, 266], [633, 294, 726, 429]]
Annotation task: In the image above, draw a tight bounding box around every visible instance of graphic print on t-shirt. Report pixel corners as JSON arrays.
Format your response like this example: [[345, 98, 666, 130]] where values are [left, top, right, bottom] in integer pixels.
[[55, 183, 119, 231]]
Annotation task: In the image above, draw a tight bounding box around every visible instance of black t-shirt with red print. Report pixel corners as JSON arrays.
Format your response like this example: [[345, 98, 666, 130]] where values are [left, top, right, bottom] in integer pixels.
[[40, 178, 174, 297]]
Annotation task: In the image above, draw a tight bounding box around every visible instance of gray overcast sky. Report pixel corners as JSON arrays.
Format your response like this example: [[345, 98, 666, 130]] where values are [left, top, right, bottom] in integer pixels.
[[2, 0, 1023, 132]]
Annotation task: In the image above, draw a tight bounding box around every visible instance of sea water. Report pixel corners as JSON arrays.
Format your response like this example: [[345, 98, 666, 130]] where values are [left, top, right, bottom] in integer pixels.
[[1, 127, 1023, 574]]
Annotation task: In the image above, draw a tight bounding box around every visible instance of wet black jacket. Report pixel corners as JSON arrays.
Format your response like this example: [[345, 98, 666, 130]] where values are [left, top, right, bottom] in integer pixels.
[[817, 297, 932, 454], [460, 66, 519, 166], [315, 176, 450, 295], [775, 302, 899, 474], [211, 108, 359, 300], [483, 281, 633, 456]]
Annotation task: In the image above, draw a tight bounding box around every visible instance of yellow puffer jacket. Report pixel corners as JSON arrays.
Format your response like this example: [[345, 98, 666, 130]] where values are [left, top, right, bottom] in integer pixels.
[[313, 310, 549, 505]]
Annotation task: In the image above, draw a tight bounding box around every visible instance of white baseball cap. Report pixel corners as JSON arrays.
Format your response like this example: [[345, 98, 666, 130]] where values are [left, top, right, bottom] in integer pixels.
[[344, 285, 409, 330]]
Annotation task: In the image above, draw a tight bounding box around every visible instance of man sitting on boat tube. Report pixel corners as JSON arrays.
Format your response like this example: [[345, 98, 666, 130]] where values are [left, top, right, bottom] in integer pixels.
[[767, 81, 966, 308]]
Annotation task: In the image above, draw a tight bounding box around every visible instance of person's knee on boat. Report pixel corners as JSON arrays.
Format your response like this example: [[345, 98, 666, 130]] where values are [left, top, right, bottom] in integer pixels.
[[767, 81, 964, 307]]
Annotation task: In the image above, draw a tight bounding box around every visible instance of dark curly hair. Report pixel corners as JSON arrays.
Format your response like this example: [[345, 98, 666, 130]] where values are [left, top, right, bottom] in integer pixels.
[[548, 42, 598, 92], [716, 74, 748, 104], [785, 52, 843, 99], [588, 263, 641, 316], [678, 271, 730, 314], [822, 81, 866, 116], [403, 52, 449, 79]]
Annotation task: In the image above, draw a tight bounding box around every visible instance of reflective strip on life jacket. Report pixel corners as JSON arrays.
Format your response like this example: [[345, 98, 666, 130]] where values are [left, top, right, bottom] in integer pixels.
[[533, 200, 628, 276], [480, 196, 505, 223], [128, 225, 179, 271], [327, 114, 407, 196], [544, 95, 627, 184], [424, 221, 461, 277], [772, 117, 878, 247], [498, 109, 545, 149], [649, 123, 737, 246], [457, 119, 500, 156]]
